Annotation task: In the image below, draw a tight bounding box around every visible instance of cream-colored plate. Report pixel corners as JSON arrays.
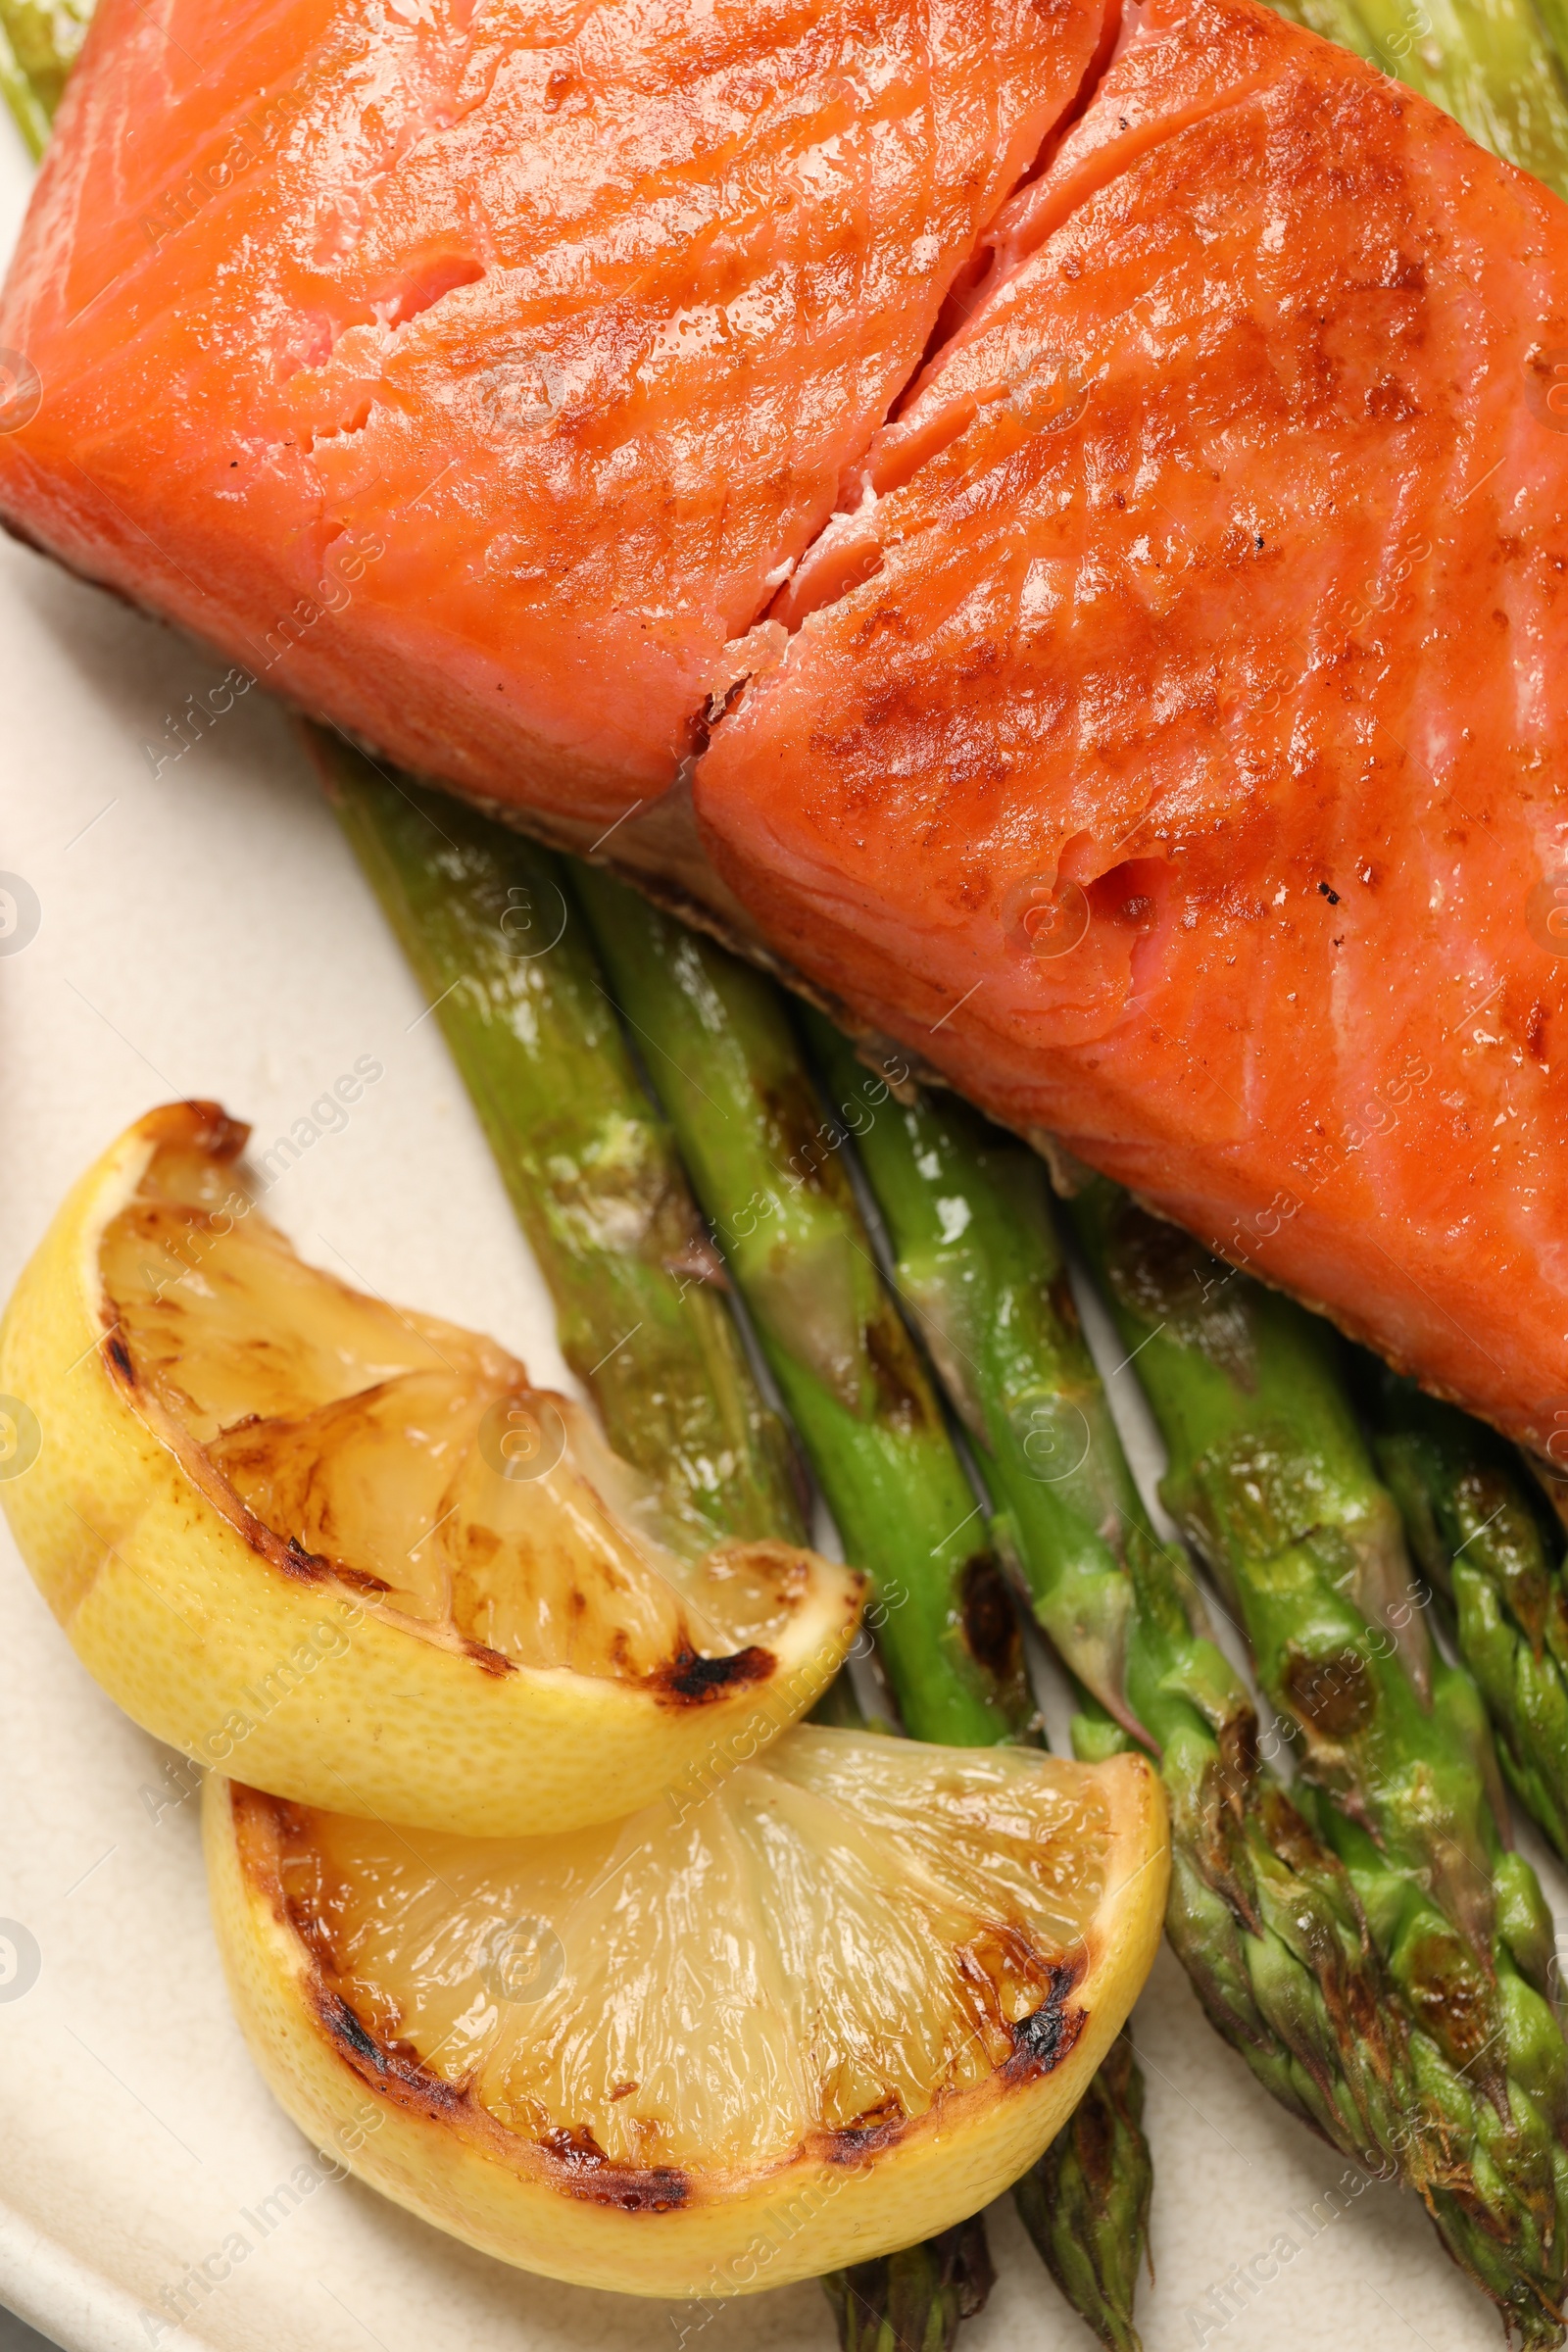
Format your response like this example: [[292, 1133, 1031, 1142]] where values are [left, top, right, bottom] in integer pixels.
[[0, 125, 1532, 2352]]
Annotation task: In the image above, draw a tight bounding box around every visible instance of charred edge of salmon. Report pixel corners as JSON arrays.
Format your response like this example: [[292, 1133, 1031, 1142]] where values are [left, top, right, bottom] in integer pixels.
[[651, 1643, 776, 1704]]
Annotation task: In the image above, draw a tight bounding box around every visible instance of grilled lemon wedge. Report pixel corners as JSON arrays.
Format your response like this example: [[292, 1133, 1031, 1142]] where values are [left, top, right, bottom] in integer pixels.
[[0, 1102, 859, 1834], [206, 1732, 1166, 2296]]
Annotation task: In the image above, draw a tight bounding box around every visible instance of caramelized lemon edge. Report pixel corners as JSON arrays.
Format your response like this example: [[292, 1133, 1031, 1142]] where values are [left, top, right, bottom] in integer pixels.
[[0, 1103, 860, 1835], [204, 1749, 1169, 2298]]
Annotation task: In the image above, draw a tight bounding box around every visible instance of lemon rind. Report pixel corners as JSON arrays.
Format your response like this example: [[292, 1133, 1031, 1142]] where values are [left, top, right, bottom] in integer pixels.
[[203, 1751, 1169, 2298], [0, 1106, 860, 1836]]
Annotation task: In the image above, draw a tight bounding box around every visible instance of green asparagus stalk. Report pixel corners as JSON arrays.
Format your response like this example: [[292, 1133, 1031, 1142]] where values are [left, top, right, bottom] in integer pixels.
[[574, 866, 1031, 1748], [321, 734, 803, 1556], [1069, 1178, 1568, 2349], [824, 2212, 996, 2352], [1362, 1360, 1568, 1867], [1538, 0, 1568, 107], [799, 1034, 1418, 2210], [1011, 2035, 1152, 2352], [0, 0, 91, 156], [572, 870, 1156, 2350], [1260, 0, 1381, 60]]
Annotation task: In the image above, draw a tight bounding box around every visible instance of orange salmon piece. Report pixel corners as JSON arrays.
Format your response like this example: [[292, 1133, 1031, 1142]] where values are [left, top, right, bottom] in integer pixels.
[[0, 0, 1108, 825], [697, 0, 1568, 1454]]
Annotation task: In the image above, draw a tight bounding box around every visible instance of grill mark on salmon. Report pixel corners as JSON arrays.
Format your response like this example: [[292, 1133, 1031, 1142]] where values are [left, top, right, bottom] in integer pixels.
[[823, 69, 1284, 533]]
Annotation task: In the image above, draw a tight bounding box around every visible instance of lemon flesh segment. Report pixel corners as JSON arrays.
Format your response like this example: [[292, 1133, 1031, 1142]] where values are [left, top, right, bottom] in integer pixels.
[[205, 1731, 1168, 2297], [0, 1102, 860, 1834]]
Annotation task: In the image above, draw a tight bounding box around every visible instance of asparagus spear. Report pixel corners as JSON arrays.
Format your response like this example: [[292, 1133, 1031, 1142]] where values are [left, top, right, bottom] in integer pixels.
[[800, 1034, 1417, 2194], [1011, 2035, 1152, 2352], [1259, 0, 1383, 62], [321, 735, 803, 1555], [824, 2217, 996, 2352], [573, 870, 1156, 2349], [574, 865, 1031, 1748], [1069, 1177, 1568, 2348], [0, 0, 91, 156], [1362, 1361, 1568, 1867], [1538, 0, 1568, 103]]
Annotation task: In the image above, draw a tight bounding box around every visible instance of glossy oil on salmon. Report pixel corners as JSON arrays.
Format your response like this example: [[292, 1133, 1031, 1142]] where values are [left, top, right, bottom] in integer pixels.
[[1, 0, 1565, 1451]]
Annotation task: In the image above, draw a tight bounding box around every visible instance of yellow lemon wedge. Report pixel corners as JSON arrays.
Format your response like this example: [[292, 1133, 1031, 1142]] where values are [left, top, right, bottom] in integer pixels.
[[0, 1102, 860, 1834], [205, 1731, 1167, 2297]]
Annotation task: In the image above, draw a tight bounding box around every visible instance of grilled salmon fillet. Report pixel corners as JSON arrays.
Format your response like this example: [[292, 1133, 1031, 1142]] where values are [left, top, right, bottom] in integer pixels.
[[0, 0, 1109, 823], [1, 0, 1566, 1449], [700, 0, 1568, 1455]]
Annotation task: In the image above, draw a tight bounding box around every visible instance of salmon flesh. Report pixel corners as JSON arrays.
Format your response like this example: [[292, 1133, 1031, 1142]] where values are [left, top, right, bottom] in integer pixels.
[[1, 0, 1565, 1451]]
